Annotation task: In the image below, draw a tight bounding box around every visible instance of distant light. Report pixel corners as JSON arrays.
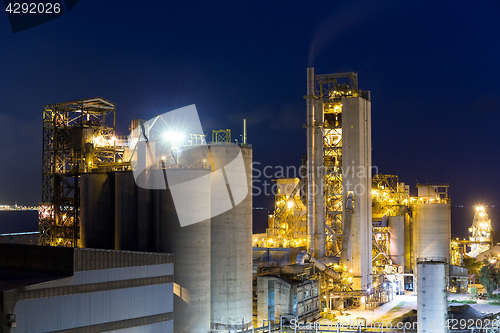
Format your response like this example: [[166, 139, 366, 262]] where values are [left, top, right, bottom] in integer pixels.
[[287, 201, 294, 208], [367, 288, 371, 293], [161, 156, 166, 161], [383, 283, 387, 287]]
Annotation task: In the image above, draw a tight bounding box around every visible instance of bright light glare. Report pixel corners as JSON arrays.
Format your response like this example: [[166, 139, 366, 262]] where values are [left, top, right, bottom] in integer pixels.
[[287, 201, 294, 208], [163, 131, 185, 144]]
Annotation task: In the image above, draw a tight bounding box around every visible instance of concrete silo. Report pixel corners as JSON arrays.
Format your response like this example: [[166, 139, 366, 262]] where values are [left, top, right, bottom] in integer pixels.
[[114, 171, 138, 251], [209, 144, 253, 332], [417, 259, 447, 333], [413, 184, 451, 272], [153, 167, 212, 333], [80, 172, 115, 249]]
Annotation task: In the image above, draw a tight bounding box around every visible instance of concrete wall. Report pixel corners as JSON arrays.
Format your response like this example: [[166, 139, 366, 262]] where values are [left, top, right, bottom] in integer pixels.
[[342, 96, 372, 290], [256, 276, 319, 326], [257, 277, 291, 326]]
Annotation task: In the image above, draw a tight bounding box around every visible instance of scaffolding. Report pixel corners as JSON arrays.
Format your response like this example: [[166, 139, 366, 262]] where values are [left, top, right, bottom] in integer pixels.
[[39, 97, 128, 247], [315, 73, 359, 256]]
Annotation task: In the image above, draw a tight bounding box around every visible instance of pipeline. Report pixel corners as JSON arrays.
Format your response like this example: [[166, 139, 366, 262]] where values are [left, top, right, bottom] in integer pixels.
[[339, 193, 354, 263], [306, 67, 316, 256], [296, 250, 341, 279]]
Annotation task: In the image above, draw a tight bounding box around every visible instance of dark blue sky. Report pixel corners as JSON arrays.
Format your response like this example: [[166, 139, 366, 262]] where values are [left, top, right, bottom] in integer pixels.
[[1, 1, 499, 237]]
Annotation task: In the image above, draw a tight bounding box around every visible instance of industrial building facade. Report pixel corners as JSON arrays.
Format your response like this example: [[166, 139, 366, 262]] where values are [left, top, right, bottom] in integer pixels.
[[0, 244, 174, 333]]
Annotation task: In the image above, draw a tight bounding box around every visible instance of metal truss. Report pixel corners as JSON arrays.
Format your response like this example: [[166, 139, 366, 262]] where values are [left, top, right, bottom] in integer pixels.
[[315, 73, 359, 257], [212, 129, 231, 143], [40, 97, 127, 247]]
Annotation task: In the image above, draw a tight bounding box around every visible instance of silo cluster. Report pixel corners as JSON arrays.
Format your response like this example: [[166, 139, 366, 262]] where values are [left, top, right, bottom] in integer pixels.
[[79, 144, 253, 333]]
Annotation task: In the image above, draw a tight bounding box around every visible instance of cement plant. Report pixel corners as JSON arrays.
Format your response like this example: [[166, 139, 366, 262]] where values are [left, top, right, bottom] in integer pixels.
[[0, 68, 498, 333]]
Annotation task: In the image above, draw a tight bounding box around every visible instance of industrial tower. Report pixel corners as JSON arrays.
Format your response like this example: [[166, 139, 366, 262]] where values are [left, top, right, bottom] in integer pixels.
[[39, 97, 127, 247], [305, 68, 372, 291]]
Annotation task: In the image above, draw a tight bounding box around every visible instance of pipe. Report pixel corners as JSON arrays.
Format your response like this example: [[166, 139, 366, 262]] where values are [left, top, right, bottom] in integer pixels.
[[340, 193, 354, 263], [296, 250, 341, 279], [243, 118, 247, 145], [306, 67, 315, 255], [314, 99, 325, 258]]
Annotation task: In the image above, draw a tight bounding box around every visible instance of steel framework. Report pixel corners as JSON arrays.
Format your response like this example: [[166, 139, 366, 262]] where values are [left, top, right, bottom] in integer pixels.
[[39, 97, 126, 247], [315, 73, 359, 256], [265, 178, 307, 248], [212, 129, 231, 143]]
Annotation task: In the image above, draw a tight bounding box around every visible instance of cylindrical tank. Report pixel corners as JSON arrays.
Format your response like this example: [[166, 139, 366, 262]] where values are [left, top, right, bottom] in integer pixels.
[[80, 172, 115, 249], [388, 216, 404, 267], [417, 260, 447, 333], [413, 203, 451, 270], [114, 171, 138, 250], [137, 184, 154, 252], [153, 168, 211, 333], [209, 145, 253, 332]]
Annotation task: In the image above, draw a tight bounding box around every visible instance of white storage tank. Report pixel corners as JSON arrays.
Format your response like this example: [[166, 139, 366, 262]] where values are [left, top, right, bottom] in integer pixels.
[[417, 260, 447, 333]]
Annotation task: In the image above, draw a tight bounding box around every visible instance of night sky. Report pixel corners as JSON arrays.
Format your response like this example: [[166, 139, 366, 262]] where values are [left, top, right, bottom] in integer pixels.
[[1, 1, 499, 237]]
